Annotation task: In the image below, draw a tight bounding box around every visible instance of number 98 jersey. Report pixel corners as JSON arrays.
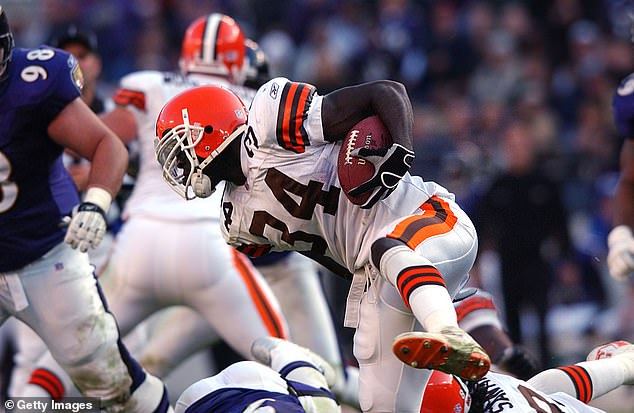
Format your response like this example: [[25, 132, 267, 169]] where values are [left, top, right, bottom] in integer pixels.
[[220, 77, 451, 274], [0, 47, 82, 272]]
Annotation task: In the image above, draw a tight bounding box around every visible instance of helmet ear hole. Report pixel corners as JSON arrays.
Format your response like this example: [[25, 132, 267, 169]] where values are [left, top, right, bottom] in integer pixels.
[[204, 125, 213, 134]]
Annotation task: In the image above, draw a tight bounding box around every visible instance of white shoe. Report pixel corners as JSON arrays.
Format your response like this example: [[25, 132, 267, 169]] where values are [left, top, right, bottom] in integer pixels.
[[251, 337, 337, 387], [392, 327, 491, 381]]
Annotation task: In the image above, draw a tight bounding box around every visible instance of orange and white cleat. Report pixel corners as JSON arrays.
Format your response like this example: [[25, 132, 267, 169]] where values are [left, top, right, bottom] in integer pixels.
[[392, 327, 491, 381]]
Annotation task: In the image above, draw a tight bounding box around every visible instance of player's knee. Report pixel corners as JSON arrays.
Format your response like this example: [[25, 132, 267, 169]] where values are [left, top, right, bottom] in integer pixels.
[[55, 312, 119, 365], [370, 237, 406, 268]]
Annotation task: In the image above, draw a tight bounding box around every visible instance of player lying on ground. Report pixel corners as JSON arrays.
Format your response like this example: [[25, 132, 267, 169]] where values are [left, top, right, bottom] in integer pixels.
[[175, 337, 341, 413], [415, 340, 634, 413]]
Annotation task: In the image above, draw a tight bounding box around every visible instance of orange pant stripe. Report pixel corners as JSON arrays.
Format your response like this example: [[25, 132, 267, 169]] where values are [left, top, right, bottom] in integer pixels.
[[387, 196, 458, 250], [232, 249, 287, 339]]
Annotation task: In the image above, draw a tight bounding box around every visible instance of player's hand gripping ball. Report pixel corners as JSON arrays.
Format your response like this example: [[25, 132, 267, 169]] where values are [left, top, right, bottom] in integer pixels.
[[337, 115, 414, 208]]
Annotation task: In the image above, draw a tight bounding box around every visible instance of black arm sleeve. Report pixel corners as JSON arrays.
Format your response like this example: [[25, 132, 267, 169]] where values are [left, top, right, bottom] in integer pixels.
[[320, 80, 414, 151]]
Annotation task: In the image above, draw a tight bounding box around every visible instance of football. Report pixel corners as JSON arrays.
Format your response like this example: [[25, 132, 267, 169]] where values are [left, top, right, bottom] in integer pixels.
[[337, 115, 393, 205]]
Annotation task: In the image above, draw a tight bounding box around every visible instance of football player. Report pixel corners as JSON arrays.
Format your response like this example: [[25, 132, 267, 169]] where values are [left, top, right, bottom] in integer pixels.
[[12, 12, 289, 400], [0, 6, 170, 412], [154, 76, 491, 410], [607, 72, 634, 281], [20, 14, 358, 407], [418, 340, 634, 412], [176, 337, 341, 413], [114, 28, 360, 408]]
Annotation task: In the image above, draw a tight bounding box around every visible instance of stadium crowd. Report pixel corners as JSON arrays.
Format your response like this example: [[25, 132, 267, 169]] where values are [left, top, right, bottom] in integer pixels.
[[3, 0, 634, 410]]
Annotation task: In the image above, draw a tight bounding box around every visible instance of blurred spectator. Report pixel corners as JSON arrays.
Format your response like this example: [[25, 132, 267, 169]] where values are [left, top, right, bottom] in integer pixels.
[[50, 24, 104, 113], [474, 120, 575, 368]]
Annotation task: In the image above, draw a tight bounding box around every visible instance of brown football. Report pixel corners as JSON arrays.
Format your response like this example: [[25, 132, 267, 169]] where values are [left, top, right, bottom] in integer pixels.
[[337, 115, 393, 205]]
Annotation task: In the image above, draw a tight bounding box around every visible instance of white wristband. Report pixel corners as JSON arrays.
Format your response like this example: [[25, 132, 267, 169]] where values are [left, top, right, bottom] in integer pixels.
[[84, 187, 112, 213]]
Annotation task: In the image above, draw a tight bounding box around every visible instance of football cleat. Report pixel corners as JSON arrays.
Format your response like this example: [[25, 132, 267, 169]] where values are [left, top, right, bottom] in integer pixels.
[[251, 337, 337, 388], [392, 327, 491, 381]]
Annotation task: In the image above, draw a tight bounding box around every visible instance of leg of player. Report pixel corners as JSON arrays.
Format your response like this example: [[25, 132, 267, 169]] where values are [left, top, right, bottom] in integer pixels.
[[133, 307, 217, 378], [188, 248, 289, 359], [8, 320, 61, 397], [11, 245, 170, 413], [352, 274, 430, 411], [527, 341, 634, 403], [254, 252, 360, 407], [371, 196, 490, 382], [251, 337, 340, 412]]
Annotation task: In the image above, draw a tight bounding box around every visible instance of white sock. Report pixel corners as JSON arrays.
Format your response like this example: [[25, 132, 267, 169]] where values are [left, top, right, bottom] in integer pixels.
[[409, 285, 458, 332], [528, 360, 625, 403], [615, 350, 634, 384], [378, 245, 457, 332]]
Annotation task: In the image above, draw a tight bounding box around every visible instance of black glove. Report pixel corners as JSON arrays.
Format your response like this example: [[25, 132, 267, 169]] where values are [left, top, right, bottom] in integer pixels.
[[348, 143, 415, 209], [497, 345, 541, 380]]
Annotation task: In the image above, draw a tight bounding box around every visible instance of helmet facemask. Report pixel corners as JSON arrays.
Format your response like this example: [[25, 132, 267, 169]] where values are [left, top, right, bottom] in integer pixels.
[[155, 107, 246, 199]]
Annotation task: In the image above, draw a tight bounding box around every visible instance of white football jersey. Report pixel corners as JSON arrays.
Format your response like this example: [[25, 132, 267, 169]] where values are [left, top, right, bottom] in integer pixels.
[[476, 372, 603, 413], [115, 71, 256, 221], [221, 77, 453, 273]]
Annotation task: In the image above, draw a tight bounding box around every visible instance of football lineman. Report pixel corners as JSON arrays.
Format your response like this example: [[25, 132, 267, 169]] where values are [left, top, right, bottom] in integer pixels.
[[154, 77, 491, 410], [607, 72, 634, 281], [0, 6, 170, 412]]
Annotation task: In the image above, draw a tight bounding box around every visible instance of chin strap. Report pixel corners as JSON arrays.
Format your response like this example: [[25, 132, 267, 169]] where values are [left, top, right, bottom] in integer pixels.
[[192, 170, 214, 198]]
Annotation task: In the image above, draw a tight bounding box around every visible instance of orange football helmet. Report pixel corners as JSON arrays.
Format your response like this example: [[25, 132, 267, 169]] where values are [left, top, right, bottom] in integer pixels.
[[180, 13, 246, 84], [154, 85, 247, 199], [420, 371, 471, 413]]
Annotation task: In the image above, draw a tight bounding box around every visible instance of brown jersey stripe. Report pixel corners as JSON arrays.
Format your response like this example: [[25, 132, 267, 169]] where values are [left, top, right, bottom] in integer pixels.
[[113, 88, 146, 111], [557, 365, 592, 403], [236, 243, 272, 258], [387, 196, 458, 249], [275, 82, 315, 153], [455, 296, 497, 322], [232, 249, 287, 339], [29, 368, 64, 399], [291, 84, 314, 148], [397, 266, 445, 307]]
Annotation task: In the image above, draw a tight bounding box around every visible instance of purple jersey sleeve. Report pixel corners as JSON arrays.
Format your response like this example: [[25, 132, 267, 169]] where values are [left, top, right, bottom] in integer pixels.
[[613, 72, 634, 139]]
